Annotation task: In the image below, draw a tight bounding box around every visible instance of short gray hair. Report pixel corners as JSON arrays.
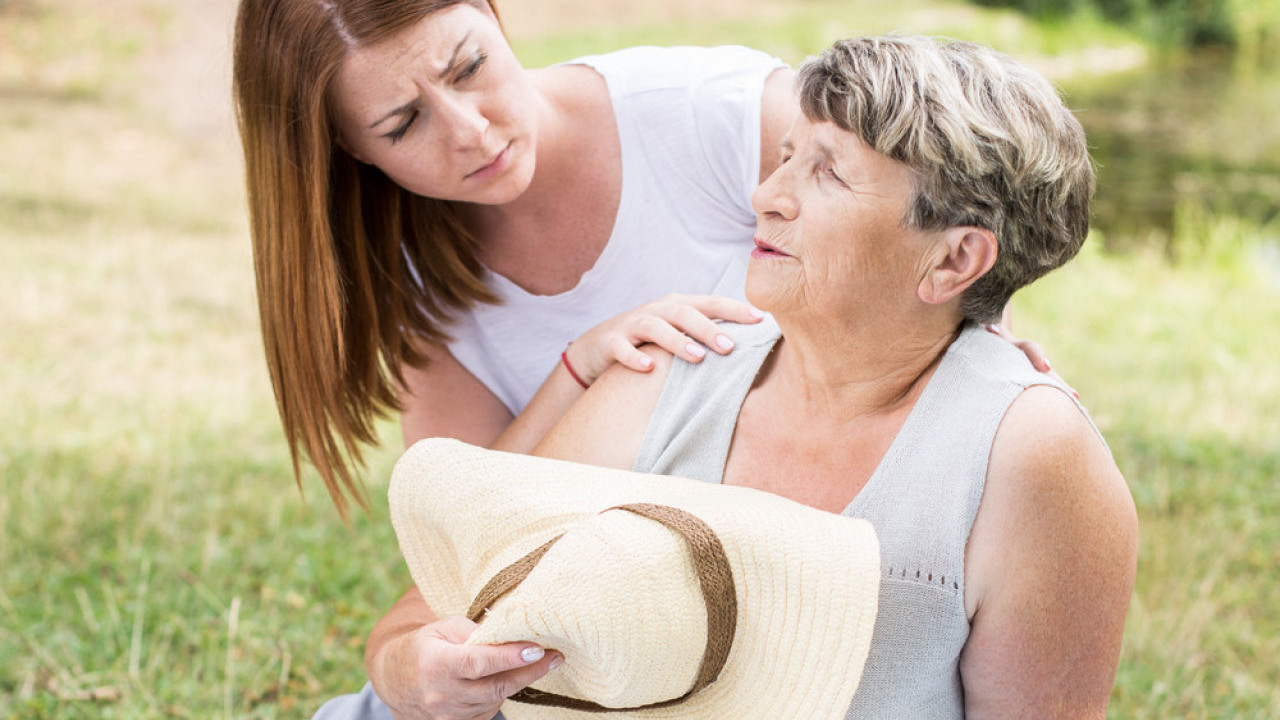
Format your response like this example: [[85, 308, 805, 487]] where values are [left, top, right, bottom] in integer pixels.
[[797, 35, 1094, 322]]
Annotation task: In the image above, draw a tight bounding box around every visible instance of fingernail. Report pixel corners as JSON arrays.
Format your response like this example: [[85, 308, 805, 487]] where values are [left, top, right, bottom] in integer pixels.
[[521, 647, 545, 663], [549, 655, 564, 670], [748, 308, 765, 319], [715, 335, 734, 351], [1043, 361, 1052, 372], [685, 343, 706, 358], [638, 355, 653, 369]]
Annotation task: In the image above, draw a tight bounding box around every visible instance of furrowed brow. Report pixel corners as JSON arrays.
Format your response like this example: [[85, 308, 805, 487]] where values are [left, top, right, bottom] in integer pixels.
[[436, 32, 471, 80], [367, 31, 474, 130]]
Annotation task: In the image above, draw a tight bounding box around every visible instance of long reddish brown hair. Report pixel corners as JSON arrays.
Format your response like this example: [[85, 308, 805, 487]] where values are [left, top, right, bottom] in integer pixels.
[[232, 0, 500, 517]]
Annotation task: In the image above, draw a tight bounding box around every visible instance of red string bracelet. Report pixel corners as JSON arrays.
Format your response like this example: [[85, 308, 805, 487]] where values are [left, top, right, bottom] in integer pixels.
[[561, 347, 590, 389]]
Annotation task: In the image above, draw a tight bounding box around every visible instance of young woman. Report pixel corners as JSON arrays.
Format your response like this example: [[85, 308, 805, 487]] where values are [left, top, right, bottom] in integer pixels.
[[233, 1, 1054, 716], [234, 0, 792, 516]]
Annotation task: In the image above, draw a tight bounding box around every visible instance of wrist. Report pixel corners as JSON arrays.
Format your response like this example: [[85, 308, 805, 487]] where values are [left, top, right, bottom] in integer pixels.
[[561, 344, 591, 389], [366, 629, 420, 712], [364, 627, 400, 687]]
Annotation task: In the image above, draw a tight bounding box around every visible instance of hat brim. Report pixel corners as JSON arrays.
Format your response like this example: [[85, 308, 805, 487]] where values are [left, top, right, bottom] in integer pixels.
[[390, 438, 880, 720]]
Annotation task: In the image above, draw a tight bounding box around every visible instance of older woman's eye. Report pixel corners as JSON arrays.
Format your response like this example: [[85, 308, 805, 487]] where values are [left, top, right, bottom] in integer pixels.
[[823, 165, 849, 187]]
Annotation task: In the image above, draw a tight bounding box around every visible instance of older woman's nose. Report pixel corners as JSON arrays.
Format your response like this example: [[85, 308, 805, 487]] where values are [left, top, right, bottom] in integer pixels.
[[751, 166, 798, 221]]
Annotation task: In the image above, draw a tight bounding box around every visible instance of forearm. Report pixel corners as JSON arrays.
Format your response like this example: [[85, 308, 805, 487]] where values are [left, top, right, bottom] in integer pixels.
[[365, 586, 439, 691], [489, 360, 585, 453]]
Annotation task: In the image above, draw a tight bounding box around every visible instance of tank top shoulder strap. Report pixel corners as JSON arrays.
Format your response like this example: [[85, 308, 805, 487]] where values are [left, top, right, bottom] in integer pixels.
[[633, 318, 781, 483]]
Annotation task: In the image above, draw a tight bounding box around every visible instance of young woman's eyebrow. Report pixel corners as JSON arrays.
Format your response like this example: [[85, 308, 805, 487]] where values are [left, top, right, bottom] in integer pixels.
[[367, 32, 473, 129], [436, 32, 471, 80], [369, 102, 415, 130]]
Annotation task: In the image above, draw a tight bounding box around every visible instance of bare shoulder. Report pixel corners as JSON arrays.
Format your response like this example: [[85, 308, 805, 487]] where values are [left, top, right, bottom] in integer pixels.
[[960, 385, 1138, 717], [532, 345, 674, 470], [590, 344, 675, 410], [984, 385, 1132, 526], [970, 385, 1136, 593]]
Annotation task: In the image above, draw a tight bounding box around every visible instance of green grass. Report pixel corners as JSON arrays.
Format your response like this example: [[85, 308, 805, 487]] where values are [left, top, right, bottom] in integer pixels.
[[2, 0, 1278, 717]]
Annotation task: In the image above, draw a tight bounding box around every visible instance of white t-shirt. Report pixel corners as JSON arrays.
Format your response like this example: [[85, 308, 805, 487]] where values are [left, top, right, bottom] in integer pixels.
[[446, 45, 786, 414]]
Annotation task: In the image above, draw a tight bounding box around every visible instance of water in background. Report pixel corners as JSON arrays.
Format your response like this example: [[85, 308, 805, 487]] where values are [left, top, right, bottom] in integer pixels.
[[1063, 51, 1280, 253]]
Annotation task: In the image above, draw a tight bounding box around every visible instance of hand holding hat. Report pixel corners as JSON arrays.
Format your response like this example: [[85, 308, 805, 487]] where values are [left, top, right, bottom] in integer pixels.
[[389, 438, 881, 720]]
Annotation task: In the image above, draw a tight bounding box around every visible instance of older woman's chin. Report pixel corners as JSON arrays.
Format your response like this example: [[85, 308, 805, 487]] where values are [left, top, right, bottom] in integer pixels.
[[744, 259, 794, 315]]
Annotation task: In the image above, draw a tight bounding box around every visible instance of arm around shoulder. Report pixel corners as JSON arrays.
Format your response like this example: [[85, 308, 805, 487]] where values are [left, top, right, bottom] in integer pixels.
[[961, 385, 1138, 719]]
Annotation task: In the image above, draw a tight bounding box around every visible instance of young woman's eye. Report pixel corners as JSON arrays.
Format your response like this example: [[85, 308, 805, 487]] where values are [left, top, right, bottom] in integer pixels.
[[457, 51, 488, 81], [385, 110, 418, 144]]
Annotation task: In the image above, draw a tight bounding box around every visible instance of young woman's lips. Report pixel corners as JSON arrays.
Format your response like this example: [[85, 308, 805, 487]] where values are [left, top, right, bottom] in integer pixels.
[[751, 238, 791, 259], [466, 142, 513, 181]]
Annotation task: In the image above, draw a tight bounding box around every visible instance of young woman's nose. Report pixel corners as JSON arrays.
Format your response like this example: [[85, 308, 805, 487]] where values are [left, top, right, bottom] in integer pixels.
[[435, 91, 489, 149], [751, 163, 799, 221]]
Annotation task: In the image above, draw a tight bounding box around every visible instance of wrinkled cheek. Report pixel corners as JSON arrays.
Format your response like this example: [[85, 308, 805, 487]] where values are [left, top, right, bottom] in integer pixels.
[[804, 255, 858, 303], [807, 253, 912, 320]]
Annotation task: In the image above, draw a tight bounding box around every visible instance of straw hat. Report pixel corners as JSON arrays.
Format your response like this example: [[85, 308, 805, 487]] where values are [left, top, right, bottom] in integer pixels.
[[389, 438, 881, 720]]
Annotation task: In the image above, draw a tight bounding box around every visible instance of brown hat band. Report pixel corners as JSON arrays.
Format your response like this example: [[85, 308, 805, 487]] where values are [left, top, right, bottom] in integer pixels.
[[465, 502, 739, 712]]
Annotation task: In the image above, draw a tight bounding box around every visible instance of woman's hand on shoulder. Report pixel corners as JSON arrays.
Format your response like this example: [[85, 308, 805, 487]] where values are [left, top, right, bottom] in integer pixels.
[[984, 306, 1079, 398], [368, 612, 561, 720], [564, 294, 763, 388]]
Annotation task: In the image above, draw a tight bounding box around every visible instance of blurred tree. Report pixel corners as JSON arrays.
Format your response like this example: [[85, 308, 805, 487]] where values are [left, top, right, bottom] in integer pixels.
[[972, 0, 1273, 52]]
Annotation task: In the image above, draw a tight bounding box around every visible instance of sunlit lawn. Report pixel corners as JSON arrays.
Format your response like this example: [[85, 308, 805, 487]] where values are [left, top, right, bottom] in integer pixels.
[[2, 0, 1277, 717]]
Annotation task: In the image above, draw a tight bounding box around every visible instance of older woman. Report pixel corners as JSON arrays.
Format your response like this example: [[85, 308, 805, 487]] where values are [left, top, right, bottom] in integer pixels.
[[534, 36, 1138, 717]]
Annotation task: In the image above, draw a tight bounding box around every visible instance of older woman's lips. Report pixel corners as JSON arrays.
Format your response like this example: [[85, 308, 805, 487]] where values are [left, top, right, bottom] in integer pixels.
[[467, 142, 513, 181], [752, 239, 791, 259]]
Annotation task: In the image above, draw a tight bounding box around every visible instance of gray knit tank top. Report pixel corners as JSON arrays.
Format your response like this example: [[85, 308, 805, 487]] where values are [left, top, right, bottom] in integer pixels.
[[634, 318, 1102, 718]]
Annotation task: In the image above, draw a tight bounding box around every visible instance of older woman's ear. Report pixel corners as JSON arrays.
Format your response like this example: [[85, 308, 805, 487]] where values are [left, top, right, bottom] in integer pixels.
[[917, 227, 998, 306]]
